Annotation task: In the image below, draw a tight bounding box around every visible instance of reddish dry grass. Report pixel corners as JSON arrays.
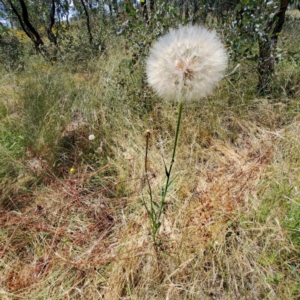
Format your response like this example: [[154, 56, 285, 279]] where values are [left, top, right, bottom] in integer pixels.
[[0, 121, 297, 299], [0, 169, 118, 293]]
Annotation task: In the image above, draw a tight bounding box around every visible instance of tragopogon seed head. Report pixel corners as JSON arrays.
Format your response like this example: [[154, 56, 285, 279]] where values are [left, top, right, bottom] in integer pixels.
[[146, 25, 228, 101]]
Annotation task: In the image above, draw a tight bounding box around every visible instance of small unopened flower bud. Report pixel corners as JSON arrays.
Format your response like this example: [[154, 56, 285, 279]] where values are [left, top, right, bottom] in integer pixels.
[[144, 130, 151, 138]]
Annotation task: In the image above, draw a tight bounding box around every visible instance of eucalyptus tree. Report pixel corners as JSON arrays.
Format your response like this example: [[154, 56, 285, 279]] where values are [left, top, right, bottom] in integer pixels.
[[0, 0, 71, 58], [175, 0, 238, 23], [224, 0, 290, 95], [75, 0, 93, 43], [2, 0, 46, 51], [167, 0, 290, 95], [257, 0, 289, 94]]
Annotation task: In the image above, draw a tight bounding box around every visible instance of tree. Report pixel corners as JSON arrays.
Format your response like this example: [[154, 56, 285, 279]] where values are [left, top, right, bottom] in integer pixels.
[[257, 0, 289, 94], [47, 0, 57, 47], [140, 0, 148, 21], [1, 0, 60, 58], [79, 0, 93, 43], [223, 0, 289, 95], [6, 0, 45, 51]]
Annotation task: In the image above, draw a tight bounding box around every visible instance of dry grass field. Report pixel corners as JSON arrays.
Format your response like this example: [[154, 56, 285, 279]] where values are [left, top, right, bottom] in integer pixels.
[[0, 17, 300, 299]]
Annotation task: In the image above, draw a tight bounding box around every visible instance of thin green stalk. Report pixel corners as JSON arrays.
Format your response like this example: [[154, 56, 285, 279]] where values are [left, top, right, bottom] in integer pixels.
[[157, 101, 183, 221], [143, 101, 183, 245]]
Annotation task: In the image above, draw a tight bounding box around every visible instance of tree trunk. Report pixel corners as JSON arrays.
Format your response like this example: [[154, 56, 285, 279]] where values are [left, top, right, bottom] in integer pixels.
[[108, 2, 113, 17], [179, 0, 184, 20], [185, 1, 189, 20], [47, 0, 57, 46], [149, 0, 155, 12], [7, 0, 45, 52], [80, 0, 93, 44], [141, 0, 148, 22], [112, 0, 118, 15], [257, 0, 289, 95], [47, 0, 58, 60], [257, 37, 273, 95], [192, 0, 199, 24]]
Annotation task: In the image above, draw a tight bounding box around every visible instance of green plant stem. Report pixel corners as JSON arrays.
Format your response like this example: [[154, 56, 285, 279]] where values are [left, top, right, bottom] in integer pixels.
[[143, 101, 183, 244], [157, 101, 183, 228]]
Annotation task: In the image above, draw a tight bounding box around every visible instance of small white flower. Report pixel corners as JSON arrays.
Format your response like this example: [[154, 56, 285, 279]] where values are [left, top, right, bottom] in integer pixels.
[[88, 134, 95, 141], [146, 25, 228, 101]]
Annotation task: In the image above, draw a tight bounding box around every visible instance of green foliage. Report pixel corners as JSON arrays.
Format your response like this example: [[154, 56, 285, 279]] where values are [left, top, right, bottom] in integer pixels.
[[222, 0, 277, 62], [148, 1, 181, 32], [0, 31, 24, 71], [286, 200, 300, 244], [0, 130, 25, 178]]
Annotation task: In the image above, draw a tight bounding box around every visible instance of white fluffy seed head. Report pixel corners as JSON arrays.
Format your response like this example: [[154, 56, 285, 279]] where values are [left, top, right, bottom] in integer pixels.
[[146, 25, 228, 102], [88, 134, 95, 141]]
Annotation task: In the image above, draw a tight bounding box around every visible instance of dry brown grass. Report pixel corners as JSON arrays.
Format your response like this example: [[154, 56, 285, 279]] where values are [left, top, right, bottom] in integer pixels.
[[1, 99, 299, 299], [1, 26, 300, 298]]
